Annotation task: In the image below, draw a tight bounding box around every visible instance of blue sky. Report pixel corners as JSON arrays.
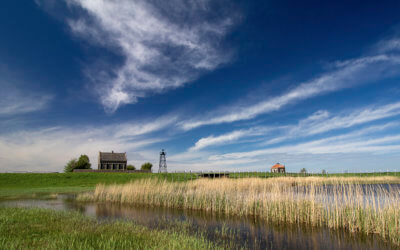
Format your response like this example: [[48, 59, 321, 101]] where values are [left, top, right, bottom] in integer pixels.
[[1, 0, 400, 173]]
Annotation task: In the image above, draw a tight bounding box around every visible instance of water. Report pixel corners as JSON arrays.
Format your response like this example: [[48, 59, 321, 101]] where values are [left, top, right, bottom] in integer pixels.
[[292, 184, 400, 209], [0, 194, 397, 249]]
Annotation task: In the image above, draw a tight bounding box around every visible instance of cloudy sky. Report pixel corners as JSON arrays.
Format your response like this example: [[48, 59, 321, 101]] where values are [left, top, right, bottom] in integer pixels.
[[1, 0, 400, 173]]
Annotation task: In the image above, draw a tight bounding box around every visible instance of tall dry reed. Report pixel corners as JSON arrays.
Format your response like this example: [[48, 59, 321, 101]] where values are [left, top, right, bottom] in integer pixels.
[[79, 176, 400, 246]]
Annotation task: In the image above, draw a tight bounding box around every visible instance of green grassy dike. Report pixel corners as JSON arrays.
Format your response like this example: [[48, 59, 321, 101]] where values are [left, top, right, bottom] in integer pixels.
[[0, 173, 159, 199], [0, 172, 204, 199], [0, 207, 218, 250]]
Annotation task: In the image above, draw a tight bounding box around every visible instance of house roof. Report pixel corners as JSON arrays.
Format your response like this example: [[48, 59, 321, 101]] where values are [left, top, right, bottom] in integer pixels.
[[271, 163, 285, 169], [99, 151, 127, 162]]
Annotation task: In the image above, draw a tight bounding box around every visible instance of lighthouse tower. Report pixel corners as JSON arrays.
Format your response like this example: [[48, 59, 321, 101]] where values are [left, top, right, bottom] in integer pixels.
[[158, 149, 167, 173]]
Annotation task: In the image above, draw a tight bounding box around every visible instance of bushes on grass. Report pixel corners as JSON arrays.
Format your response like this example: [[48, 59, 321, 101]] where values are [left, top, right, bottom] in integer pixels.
[[141, 162, 153, 171], [64, 155, 91, 173], [127, 165, 136, 170]]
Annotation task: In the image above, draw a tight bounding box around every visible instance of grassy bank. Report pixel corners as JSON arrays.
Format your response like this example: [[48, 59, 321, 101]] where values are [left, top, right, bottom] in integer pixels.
[[229, 171, 400, 178], [1, 172, 399, 199], [80, 177, 400, 246], [0, 172, 150, 199], [0, 207, 219, 249], [0, 172, 195, 199]]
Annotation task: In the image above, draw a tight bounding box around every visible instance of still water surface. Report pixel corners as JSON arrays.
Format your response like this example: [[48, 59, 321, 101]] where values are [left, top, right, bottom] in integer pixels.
[[1, 194, 398, 249]]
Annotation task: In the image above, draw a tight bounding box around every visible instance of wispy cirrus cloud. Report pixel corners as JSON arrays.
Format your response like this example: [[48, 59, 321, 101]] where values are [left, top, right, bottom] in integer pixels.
[[188, 101, 400, 151], [373, 38, 400, 53], [0, 83, 52, 116], [189, 126, 277, 151], [209, 128, 400, 162], [264, 102, 400, 145], [189, 130, 247, 151], [52, 0, 238, 112], [114, 116, 178, 138], [180, 39, 400, 130], [303, 102, 400, 135]]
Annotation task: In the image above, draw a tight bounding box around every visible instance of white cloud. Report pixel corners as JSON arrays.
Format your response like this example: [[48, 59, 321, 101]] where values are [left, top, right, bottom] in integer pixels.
[[167, 149, 261, 172], [0, 117, 174, 172], [306, 102, 400, 135], [0, 86, 52, 116], [373, 38, 400, 53], [114, 116, 178, 138], [59, 0, 237, 112], [264, 102, 400, 145], [187, 102, 400, 151], [180, 42, 400, 130], [209, 125, 400, 161], [188, 126, 278, 151], [189, 130, 247, 151]]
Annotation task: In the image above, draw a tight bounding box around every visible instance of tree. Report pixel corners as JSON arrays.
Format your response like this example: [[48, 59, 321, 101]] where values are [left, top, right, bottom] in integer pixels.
[[127, 164, 136, 170], [321, 169, 327, 175], [64, 158, 77, 173], [75, 155, 91, 170], [300, 168, 307, 174], [141, 162, 153, 171], [64, 155, 91, 173]]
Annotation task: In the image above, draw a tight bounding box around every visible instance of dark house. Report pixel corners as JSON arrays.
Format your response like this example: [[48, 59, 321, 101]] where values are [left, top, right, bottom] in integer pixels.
[[98, 151, 127, 170]]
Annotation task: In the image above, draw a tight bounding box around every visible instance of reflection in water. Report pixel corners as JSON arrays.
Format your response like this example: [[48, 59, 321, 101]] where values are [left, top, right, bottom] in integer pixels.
[[0, 195, 397, 249]]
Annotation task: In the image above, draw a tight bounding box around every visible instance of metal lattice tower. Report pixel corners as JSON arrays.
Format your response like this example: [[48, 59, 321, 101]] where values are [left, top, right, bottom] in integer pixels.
[[159, 149, 167, 173]]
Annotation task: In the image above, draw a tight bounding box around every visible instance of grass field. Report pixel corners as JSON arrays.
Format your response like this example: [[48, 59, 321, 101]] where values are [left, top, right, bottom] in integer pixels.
[[0, 207, 219, 249], [0, 172, 196, 199], [81, 177, 400, 246], [1, 171, 399, 199]]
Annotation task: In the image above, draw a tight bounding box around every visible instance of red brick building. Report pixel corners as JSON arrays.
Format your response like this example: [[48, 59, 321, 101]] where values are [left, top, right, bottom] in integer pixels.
[[271, 163, 285, 173]]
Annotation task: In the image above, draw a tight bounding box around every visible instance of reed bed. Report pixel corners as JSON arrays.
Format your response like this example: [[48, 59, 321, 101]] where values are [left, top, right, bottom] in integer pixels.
[[79, 176, 400, 246]]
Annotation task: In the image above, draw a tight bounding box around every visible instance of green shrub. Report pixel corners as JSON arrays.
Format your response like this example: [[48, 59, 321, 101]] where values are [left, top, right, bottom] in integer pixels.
[[141, 162, 153, 171], [64, 158, 77, 173], [127, 165, 136, 170], [75, 155, 91, 169], [64, 155, 91, 173]]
